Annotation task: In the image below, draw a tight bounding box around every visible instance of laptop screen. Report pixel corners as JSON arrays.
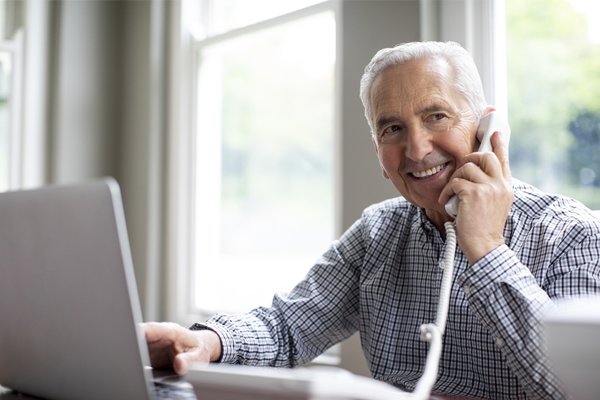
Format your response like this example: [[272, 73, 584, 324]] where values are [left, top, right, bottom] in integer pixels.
[[0, 179, 154, 400]]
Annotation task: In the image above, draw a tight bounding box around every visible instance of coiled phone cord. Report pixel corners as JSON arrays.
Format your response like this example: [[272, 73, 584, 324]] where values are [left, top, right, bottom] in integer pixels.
[[410, 221, 457, 400]]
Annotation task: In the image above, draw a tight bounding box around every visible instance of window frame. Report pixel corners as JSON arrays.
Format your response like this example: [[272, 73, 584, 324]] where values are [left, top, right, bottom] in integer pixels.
[[165, 0, 341, 326], [0, 29, 22, 191], [429, 0, 508, 114], [0, 0, 52, 192]]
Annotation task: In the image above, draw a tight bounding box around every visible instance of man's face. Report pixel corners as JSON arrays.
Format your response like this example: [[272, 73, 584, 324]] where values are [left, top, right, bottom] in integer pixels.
[[371, 57, 481, 217]]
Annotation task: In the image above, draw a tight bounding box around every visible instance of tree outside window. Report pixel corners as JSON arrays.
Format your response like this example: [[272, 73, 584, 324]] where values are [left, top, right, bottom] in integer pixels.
[[507, 0, 600, 209]]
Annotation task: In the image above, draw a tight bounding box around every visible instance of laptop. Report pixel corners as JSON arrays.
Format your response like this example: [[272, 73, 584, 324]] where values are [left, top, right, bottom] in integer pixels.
[[0, 178, 194, 400]]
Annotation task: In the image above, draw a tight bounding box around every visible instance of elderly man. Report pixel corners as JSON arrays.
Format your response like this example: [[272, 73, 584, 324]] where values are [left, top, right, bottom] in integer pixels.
[[143, 42, 600, 399]]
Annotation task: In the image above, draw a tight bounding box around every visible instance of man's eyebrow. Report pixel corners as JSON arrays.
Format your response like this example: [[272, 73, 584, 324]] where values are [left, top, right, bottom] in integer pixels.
[[375, 104, 455, 132], [418, 104, 454, 115]]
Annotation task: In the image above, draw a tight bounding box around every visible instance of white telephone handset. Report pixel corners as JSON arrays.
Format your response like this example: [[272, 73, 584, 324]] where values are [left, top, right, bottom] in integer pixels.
[[445, 111, 511, 218]]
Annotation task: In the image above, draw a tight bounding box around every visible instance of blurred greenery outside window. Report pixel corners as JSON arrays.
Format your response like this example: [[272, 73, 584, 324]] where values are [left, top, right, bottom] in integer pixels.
[[506, 0, 600, 209], [193, 1, 335, 314]]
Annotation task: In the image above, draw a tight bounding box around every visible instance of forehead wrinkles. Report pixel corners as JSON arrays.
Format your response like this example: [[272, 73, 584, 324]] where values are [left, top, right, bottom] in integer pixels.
[[370, 58, 457, 125]]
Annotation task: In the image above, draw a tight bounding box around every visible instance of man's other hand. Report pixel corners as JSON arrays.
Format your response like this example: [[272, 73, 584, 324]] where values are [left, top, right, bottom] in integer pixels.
[[141, 322, 222, 375]]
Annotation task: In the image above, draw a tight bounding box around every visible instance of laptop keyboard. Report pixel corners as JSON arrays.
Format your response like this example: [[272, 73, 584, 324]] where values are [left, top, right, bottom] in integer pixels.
[[152, 382, 197, 400]]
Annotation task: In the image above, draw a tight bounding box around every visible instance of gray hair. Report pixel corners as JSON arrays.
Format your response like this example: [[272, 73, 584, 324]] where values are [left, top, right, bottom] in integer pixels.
[[359, 41, 487, 137]]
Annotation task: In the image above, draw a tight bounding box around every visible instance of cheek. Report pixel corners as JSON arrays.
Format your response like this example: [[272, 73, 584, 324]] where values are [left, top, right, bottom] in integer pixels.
[[378, 148, 399, 171], [439, 127, 476, 157], [456, 124, 477, 151]]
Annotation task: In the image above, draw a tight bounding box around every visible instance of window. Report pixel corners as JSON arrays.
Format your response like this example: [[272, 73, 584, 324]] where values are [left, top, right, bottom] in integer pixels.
[[0, 0, 22, 192], [189, 0, 326, 38], [0, 0, 25, 192], [166, 0, 454, 373], [192, 1, 336, 314], [0, 49, 11, 191], [506, 0, 600, 209]]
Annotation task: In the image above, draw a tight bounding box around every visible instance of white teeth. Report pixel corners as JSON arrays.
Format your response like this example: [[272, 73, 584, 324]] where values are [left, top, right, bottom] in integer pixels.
[[412, 163, 445, 179]]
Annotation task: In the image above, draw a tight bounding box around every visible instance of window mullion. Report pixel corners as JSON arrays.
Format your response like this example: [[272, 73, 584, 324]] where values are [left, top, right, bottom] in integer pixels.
[[193, 1, 334, 48], [439, 0, 506, 112]]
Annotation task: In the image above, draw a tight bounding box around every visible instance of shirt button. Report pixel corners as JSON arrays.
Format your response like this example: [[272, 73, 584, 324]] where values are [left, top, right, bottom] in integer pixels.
[[462, 284, 471, 295], [496, 337, 504, 347]]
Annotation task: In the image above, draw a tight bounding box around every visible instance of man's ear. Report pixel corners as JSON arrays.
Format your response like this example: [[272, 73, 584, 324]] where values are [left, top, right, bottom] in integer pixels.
[[482, 106, 497, 118], [372, 137, 390, 180]]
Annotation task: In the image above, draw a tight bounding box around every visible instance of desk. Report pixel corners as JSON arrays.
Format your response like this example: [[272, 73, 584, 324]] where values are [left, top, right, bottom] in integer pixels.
[[0, 378, 196, 399], [0, 386, 24, 399], [1, 384, 483, 400]]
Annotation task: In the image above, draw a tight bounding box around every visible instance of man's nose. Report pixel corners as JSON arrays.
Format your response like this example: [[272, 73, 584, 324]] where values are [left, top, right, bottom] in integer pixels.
[[404, 125, 433, 162]]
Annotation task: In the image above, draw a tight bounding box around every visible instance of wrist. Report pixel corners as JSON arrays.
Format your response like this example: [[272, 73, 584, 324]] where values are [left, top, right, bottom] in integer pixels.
[[464, 239, 505, 265], [194, 329, 223, 362]]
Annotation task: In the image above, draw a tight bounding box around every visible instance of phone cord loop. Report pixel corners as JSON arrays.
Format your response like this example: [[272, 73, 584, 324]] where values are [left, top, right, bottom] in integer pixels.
[[409, 221, 457, 400]]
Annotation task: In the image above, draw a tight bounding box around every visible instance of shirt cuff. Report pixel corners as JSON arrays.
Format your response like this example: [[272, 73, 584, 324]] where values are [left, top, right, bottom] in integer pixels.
[[189, 321, 237, 364], [456, 244, 533, 297]]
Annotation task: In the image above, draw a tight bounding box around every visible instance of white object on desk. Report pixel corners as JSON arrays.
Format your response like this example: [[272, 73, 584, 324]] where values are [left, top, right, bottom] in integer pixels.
[[543, 296, 600, 400], [186, 364, 413, 400]]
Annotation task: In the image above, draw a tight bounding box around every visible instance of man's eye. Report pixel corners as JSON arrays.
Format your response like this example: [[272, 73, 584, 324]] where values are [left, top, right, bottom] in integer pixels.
[[431, 113, 446, 121], [382, 125, 401, 135]]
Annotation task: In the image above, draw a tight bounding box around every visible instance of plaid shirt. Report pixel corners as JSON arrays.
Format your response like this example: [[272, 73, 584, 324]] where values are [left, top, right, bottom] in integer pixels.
[[193, 180, 600, 400]]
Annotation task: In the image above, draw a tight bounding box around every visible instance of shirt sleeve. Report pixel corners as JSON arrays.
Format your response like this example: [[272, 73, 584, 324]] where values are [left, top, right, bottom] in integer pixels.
[[191, 219, 366, 367], [457, 231, 600, 400]]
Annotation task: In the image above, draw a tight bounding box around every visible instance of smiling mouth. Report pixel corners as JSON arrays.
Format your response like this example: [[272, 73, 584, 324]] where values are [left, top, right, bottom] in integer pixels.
[[410, 163, 447, 179]]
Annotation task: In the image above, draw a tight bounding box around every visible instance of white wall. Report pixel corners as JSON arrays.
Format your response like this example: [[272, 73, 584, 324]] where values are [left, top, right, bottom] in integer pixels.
[[51, 0, 122, 183], [44, 0, 167, 321], [120, 0, 168, 324], [338, 0, 420, 232]]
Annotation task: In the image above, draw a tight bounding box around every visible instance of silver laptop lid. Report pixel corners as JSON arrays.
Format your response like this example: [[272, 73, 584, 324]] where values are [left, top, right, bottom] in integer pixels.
[[0, 179, 153, 400]]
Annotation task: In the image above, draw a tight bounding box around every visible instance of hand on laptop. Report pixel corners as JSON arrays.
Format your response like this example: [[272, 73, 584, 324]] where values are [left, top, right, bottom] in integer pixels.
[[141, 322, 222, 375]]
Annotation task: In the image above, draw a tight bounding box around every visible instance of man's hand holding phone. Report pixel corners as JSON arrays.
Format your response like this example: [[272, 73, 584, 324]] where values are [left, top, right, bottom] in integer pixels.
[[438, 118, 514, 265]]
